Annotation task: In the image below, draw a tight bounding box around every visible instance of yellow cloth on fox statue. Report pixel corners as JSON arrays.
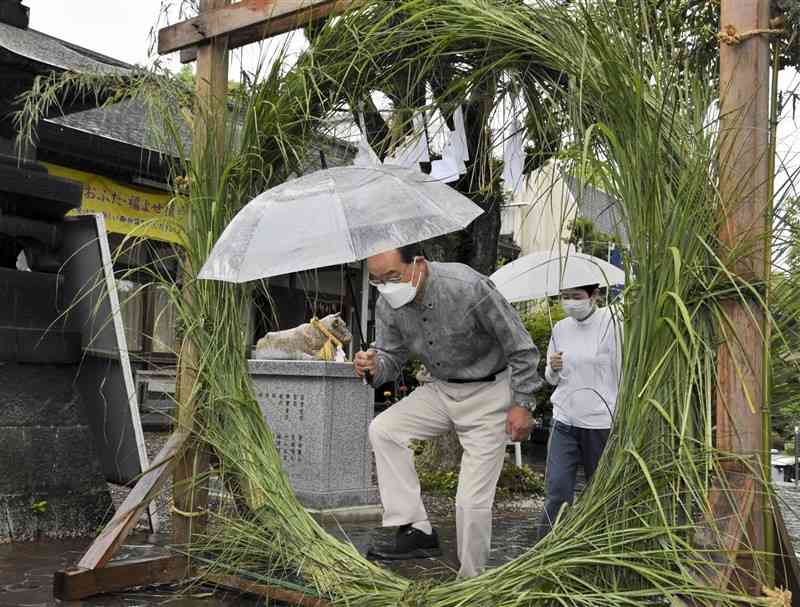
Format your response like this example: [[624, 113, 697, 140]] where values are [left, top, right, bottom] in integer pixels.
[[311, 316, 343, 361]]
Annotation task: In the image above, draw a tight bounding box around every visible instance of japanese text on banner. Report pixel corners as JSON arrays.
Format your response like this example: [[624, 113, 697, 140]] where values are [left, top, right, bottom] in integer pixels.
[[44, 162, 183, 246]]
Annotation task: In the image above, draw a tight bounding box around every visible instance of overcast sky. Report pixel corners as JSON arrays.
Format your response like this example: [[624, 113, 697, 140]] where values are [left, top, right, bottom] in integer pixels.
[[24, 0, 800, 197], [27, 0, 170, 66], [25, 0, 306, 75]]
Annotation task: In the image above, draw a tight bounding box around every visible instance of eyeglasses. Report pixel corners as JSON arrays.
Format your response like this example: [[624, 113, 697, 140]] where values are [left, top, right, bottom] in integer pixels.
[[369, 258, 417, 287], [369, 277, 404, 287]]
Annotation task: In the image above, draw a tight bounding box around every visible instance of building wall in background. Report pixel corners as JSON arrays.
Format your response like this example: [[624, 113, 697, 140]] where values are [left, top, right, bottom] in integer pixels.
[[501, 162, 574, 257]]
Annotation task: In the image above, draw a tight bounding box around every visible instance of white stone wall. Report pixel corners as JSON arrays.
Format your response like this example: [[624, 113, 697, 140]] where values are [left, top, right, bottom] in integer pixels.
[[500, 162, 577, 257]]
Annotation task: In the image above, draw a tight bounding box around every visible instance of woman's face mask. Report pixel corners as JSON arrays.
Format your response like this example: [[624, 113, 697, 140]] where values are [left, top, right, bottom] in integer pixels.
[[374, 258, 419, 309], [560, 297, 594, 320]]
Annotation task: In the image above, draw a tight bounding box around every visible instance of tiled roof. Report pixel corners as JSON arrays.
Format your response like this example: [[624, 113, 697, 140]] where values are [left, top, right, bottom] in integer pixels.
[[45, 98, 356, 168], [45, 98, 186, 156], [1, 21, 354, 168], [0, 22, 130, 74]]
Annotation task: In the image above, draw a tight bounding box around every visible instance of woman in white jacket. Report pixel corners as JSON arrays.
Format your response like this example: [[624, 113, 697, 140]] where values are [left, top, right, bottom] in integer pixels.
[[537, 284, 622, 537]]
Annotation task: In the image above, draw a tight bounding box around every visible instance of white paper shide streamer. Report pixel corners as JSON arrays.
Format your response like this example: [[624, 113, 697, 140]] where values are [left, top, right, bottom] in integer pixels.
[[502, 109, 526, 194], [353, 111, 381, 167], [431, 106, 469, 183], [352, 106, 473, 184]]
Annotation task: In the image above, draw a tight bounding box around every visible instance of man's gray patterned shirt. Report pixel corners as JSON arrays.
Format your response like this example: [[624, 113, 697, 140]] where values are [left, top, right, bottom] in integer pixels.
[[371, 261, 543, 405]]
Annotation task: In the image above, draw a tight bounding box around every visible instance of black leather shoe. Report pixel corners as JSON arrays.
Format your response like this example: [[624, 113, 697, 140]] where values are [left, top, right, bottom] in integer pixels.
[[367, 524, 442, 560]]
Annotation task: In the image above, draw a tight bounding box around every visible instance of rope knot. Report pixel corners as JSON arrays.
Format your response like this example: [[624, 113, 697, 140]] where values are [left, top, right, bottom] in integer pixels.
[[310, 317, 343, 361], [762, 586, 792, 607], [718, 24, 784, 46], [172, 505, 206, 518]]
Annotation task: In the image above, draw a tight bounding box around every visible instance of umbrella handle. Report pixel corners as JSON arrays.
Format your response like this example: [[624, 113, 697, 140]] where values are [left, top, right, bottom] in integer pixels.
[[345, 269, 369, 351]]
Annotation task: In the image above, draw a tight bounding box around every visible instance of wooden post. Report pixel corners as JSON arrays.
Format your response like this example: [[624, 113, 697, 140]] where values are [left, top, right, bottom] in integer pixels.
[[716, 0, 771, 592], [172, 0, 231, 549]]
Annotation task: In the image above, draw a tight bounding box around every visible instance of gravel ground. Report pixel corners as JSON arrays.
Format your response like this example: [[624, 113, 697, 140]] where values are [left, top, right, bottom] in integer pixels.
[[109, 433, 545, 534]]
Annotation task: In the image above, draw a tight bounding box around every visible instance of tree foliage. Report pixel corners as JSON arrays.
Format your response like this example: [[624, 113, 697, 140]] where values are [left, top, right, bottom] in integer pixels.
[[564, 217, 623, 261]]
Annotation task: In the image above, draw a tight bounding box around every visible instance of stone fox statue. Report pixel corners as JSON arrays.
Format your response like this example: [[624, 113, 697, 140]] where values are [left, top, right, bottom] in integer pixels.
[[254, 313, 353, 361]]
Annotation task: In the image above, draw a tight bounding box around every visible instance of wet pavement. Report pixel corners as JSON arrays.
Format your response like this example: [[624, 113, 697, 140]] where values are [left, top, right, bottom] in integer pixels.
[[0, 532, 261, 607], [0, 508, 542, 606], [331, 510, 540, 581], [8, 426, 800, 606], [1, 427, 547, 606]]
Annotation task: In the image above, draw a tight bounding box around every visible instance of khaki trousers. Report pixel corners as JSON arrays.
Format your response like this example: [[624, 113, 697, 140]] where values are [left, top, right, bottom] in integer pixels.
[[368, 370, 512, 578]]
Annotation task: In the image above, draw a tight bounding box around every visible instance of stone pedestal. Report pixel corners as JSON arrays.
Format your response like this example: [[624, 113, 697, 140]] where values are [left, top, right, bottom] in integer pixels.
[[248, 360, 378, 510]]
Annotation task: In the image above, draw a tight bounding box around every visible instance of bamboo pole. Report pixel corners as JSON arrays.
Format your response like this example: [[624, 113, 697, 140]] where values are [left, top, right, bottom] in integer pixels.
[[172, 0, 231, 549], [716, 0, 772, 592]]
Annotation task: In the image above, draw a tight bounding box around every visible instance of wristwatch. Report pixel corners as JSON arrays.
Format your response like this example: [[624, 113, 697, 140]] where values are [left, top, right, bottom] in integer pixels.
[[517, 400, 537, 414]]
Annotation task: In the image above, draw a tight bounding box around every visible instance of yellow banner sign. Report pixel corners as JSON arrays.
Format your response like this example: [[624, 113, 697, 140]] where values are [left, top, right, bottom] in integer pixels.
[[44, 162, 183, 245]]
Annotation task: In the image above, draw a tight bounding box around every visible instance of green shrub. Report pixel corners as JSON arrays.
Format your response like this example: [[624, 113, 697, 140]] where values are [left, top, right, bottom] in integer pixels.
[[418, 461, 544, 499], [521, 303, 566, 417], [495, 462, 545, 499], [418, 468, 460, 497]]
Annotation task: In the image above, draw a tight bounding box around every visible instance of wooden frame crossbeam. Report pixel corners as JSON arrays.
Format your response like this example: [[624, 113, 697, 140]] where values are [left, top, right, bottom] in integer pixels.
[[53, 430, 189, 601], [206, 574, 332, 607], [158, 0, 361, 57], [54, 556, 187, 601], [78, 429, 189, 570]]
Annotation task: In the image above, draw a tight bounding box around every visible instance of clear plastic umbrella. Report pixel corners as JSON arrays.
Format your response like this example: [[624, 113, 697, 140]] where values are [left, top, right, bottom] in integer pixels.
[[198, 165, 483, 283], [490, 250, 625, 303]]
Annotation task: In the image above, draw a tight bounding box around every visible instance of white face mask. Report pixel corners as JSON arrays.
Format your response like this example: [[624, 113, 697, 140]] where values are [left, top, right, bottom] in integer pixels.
[[561, 298, 594, 320], [376, 259, 419, 309]]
